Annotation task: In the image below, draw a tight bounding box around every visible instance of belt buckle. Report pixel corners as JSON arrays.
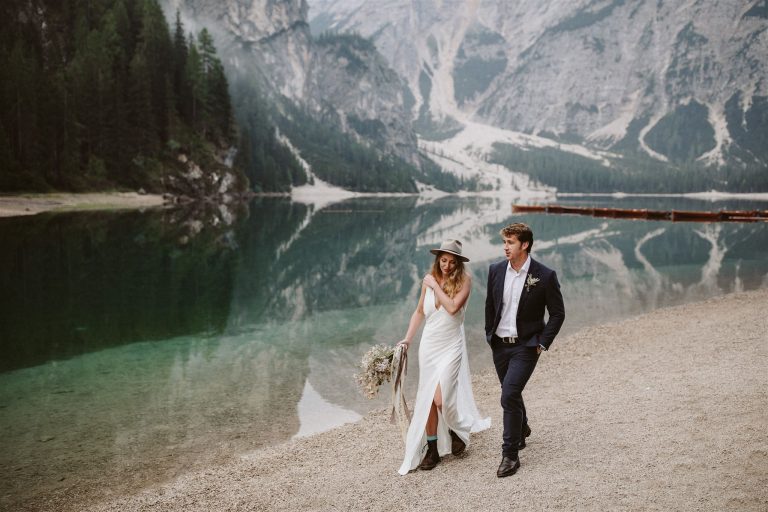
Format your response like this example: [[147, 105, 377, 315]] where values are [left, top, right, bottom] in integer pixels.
[[502, 336, 517, 344]]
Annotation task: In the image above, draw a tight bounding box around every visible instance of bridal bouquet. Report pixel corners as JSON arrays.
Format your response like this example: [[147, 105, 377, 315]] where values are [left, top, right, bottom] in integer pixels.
[[354, 344, 396, 399]]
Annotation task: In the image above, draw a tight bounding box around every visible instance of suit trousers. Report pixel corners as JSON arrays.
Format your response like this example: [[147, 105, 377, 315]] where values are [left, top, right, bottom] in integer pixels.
[[492, 339, 540, 458]]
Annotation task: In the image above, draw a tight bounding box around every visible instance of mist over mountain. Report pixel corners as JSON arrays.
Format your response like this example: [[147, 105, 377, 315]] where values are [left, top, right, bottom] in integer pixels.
[[167, 0, 446, 193], [106, 0, 768, 194], [3, 0, 765, 195]]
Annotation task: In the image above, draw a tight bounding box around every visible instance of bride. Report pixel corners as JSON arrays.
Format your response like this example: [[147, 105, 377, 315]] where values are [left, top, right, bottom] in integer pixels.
[[397, 239, 490, 474]]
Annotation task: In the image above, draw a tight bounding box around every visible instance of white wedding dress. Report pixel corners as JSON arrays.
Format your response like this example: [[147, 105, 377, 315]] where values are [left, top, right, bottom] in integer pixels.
[[398, 287, 491, 475]]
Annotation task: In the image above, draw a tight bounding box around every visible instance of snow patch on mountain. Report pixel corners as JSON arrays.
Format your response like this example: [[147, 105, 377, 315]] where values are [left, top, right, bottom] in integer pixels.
[[587, 89, 644, 145], [420, 121, 618, 193], [697, 102, 731, 167], [637, 113, 671, 162]]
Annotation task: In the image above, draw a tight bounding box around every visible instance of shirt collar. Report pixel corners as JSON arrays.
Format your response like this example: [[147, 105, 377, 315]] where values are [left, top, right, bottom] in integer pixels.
[[506, 255, 531, 275]]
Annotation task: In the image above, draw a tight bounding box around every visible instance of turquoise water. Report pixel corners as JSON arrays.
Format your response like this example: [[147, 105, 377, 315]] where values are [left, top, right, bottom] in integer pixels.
[[2, 195, 767, 505]]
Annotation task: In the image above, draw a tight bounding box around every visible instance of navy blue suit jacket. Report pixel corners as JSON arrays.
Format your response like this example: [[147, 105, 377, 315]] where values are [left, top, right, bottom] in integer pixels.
[[485, 257, 565, 350]]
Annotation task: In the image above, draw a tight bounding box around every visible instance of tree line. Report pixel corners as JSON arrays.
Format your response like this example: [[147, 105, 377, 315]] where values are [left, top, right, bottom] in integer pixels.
[[276, 102, 419, 193], [0, 1, 464, 195], [0, 0, 234, 192], [231, 77, 306, 193], [490, 143, 768, 193]]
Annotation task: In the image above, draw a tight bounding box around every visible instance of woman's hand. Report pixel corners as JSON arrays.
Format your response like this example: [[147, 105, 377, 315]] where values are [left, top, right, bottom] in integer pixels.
[[396, 339, 410, 350], [423, 274, 439, 289]]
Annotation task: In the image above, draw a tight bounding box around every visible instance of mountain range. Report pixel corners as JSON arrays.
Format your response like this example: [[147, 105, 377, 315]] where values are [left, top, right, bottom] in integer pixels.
[[169, 0, 768, 193]]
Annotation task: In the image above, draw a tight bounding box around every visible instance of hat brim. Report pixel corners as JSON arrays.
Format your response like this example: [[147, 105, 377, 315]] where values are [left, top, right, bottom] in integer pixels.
[[430, 249, 469, 262]]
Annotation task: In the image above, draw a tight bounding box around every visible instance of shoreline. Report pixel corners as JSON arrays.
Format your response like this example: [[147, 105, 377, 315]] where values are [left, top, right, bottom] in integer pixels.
[[0, 192, 166, 217], [22, 288, 765, 511], [557, 191, 768, 201], [2, 189, 766, 219]]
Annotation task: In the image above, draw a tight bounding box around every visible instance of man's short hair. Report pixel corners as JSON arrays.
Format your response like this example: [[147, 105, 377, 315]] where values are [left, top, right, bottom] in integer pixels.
[[500, 223, 533, 253]]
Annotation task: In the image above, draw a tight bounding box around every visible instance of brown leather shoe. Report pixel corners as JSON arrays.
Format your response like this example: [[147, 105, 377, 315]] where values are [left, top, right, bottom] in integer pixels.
[[449, 430, 466, 456], [419, 440, 440, 470], [496, 455, 520, 477]]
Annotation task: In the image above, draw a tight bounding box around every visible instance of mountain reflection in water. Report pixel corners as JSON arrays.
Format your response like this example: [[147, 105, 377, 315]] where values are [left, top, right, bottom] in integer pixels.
[[1, 195, 767, 507]]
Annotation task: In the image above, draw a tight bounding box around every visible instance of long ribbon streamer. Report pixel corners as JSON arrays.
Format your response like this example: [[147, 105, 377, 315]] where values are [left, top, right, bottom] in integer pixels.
[[390, 345, 411, 441]]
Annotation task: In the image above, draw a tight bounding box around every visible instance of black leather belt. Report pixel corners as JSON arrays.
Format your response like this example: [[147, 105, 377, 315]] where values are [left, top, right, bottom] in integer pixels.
[[494, 334, 518, 344]]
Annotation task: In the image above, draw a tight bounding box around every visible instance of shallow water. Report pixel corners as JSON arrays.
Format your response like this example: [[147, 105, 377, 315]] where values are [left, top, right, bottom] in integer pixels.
[[1, 195, 767, 505]]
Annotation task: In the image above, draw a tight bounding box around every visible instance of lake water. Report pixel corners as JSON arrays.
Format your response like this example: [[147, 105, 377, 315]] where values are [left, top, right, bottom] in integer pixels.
[[2, 195, 767, 505]]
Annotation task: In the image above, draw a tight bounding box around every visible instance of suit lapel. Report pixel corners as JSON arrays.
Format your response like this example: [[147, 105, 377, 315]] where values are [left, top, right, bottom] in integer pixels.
[[494, 262, 505, 309], [517, 258, 537, 313]]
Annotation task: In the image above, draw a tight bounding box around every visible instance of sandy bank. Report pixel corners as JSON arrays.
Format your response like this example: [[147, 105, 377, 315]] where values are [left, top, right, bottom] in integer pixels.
[[0, 192, 165, 217], [35, 289, 768, 511]]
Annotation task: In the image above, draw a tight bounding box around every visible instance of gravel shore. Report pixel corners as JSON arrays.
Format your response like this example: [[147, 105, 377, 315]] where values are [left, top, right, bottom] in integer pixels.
[[31, 289, 768, 511], [0, 192, 164, 217]]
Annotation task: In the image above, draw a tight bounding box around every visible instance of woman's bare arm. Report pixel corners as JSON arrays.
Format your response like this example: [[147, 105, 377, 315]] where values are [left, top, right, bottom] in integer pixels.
[[397, 284, 427, 348], [428, 274, 472, 315]]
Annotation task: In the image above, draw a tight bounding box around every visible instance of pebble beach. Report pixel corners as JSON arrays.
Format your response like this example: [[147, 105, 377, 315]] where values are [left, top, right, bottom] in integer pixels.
[[9, 288, 768, 511]]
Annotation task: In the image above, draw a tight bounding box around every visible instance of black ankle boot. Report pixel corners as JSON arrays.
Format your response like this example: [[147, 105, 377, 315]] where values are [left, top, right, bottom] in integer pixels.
[[450, 430, 466, 455], [419, 439, 440, 470]]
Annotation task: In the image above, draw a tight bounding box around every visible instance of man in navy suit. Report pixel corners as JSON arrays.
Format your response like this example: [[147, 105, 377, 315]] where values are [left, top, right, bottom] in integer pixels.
[[485, 223, 565, 477]]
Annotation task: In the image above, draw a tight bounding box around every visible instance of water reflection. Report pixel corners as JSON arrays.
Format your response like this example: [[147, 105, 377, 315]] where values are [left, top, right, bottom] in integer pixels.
[[0, 203, 244, 373], [515, 212, 768, 333], [1, 195, 767, 508]]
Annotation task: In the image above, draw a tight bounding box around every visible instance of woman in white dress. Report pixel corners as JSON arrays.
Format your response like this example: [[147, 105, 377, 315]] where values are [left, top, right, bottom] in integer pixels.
[[397, 239, 490, 474]]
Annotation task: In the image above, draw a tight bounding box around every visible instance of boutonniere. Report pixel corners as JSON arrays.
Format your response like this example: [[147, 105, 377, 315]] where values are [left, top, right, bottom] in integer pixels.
[[525, 274, 540, 292]]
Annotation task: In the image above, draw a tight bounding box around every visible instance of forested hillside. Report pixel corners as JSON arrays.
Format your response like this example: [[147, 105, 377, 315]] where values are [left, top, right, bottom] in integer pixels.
[[490, 142, 768, 194], [0, 0, 246, 193]]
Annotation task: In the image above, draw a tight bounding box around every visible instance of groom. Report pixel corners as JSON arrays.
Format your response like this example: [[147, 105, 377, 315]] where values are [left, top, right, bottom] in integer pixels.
[[485, 223, 565, 477]]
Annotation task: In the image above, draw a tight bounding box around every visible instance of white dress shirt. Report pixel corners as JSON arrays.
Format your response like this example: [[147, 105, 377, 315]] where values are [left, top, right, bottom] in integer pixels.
[[495, 256, 531, 338]]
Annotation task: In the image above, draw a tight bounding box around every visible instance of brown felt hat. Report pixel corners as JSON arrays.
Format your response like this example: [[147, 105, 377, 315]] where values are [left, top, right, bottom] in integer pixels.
[[429, 239, 469, 262]]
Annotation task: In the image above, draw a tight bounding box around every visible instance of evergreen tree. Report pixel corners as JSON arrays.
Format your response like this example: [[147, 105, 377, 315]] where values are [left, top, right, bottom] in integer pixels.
[[196, 28, 222, 140], [3, 39, 42, 186], [172, 10, 191, 123], [127, 49, 157, 158], [207, 60, 232, 142], [0, 0, 242, 192], [102, 1, 132, 180], [134, 0, 173, 144], [185, 35, 204, 133]]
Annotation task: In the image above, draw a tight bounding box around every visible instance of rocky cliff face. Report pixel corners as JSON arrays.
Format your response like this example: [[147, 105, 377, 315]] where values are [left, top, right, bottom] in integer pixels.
[[309, 0, 768, 166], [307, 34, 418, 164], [168, 0, 312, 99], [167, 0, 419, 165]]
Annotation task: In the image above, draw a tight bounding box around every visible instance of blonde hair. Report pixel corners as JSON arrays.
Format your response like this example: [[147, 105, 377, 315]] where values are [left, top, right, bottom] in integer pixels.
[[430, 253, 466, 298]]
